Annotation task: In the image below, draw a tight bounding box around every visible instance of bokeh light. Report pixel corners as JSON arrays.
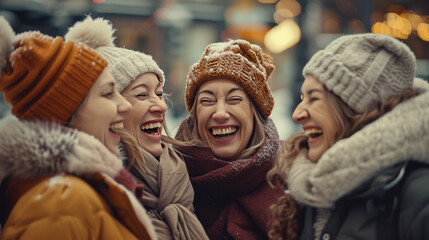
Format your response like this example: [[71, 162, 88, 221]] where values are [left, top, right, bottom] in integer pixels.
[[264, 19, 301, 53]]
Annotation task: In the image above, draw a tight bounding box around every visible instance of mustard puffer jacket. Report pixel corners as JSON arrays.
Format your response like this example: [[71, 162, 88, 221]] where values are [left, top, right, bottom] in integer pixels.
[[0, 117, 158, 240]]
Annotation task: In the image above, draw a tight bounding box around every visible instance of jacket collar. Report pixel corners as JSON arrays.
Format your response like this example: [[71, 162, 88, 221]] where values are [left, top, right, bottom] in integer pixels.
[[0, 117, 123, 185]]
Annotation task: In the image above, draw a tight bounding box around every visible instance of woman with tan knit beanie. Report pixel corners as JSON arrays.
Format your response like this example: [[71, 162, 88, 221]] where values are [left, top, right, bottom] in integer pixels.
[[173, 39, 285, 240], [267, 33, 429, 240], [65, 16, 209, 240], [0, 17, 157, 239]]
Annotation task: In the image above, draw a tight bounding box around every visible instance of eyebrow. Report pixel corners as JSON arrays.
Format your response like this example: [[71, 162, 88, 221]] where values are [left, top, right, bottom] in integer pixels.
[[301, 88, 323, 95], [131, 81, 163, 91], [131, 83, 148, 91], [101, 82, 115, 88], [198, 87, 246, 97]]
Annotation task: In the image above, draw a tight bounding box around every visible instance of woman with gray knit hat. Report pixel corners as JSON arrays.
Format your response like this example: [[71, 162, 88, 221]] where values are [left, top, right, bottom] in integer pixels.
[[65, 16, 209, 240], [173, 39, 285, 240], [267, 33, 429, 240]]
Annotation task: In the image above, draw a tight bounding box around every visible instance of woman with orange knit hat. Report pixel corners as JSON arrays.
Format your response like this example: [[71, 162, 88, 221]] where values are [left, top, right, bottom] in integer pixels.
[[173, 39, 285, 240], [65, 16, 209, 240], [0, 16, 157, 240]]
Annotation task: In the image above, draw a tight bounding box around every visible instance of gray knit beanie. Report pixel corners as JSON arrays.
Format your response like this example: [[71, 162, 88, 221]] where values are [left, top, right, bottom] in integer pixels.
[[65, 16, 165, 93], [303, 33, 416, 113]]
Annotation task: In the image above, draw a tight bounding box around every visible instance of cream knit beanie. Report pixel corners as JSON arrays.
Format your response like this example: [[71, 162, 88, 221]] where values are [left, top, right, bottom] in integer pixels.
[[303, 33, 416, 113], [65, 16, 165, 93]]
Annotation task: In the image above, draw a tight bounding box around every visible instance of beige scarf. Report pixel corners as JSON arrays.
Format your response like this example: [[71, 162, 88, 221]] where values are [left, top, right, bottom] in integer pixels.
[[129, 143, 209, 240]]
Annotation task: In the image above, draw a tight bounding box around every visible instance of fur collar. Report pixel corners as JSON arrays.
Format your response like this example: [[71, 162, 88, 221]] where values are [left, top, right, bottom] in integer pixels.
[[0, 117, 123, 185], [287, 78, 429, 208]]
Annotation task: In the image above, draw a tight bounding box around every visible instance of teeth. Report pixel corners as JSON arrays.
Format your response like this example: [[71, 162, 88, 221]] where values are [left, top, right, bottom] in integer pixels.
[[141, 122, 162, 130], [304, 128, 323, 137], [110, 122, 124, 129], [212, 127, 237, 136]]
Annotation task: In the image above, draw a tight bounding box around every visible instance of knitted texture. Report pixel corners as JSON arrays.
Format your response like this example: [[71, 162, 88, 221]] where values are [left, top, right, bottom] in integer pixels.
[[287, 79, 429, 208], [0, 22, 106, 123], [65, 16, 165, 93], [175, 117, 284, 239], [303, 33, 416, 113], [97, 47, 165, 93], [186, 39, 275, 119]]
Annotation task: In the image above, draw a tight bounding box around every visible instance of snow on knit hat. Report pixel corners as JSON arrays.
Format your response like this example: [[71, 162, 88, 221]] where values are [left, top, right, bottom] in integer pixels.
[[186, 39, 275, 119], [65, 16, 165, 93], [0, 16, 107, 123], [303, 33, 416, 113]]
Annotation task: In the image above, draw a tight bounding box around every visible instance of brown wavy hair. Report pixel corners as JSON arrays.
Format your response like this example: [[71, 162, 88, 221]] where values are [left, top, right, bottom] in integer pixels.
[[266, 87, 417, 240]]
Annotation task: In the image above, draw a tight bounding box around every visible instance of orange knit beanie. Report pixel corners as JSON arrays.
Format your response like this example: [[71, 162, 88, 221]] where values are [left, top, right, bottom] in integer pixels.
[[0, 17, 107, 124], [186, 39, 275, 119]]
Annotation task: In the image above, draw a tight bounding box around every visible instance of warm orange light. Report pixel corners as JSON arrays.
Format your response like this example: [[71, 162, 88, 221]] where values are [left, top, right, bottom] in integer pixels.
[[372, 22, 393, 37], [401, 12, 423, 30], [258, 0, 278, 3], [417, 23, 429, 41]]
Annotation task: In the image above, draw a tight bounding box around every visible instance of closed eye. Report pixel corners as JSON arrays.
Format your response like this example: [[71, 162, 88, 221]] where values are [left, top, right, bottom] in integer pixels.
[[199, 98, 215, 106], [228, 97, 242, 104], [137, 93, 148, 97]]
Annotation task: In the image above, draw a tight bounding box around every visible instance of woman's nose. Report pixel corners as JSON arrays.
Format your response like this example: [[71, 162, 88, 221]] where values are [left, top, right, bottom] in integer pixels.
[[212, 101, 230, 122], [292, 104, 309, 123], [118, 94, 132, 114], [149, 98, 167, 113]]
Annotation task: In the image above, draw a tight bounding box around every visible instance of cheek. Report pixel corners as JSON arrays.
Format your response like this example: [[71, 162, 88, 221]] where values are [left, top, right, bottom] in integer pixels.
[[234, 102, 253, 121], [323, 115, 339, 147]]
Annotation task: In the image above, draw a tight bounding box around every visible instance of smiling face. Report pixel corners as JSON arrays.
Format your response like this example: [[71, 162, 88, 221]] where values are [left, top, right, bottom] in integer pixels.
[[292, 75, 340, 162], [195, 78, 254, 160], [68, 69, 131, 156], [121, 73, 167, 157]]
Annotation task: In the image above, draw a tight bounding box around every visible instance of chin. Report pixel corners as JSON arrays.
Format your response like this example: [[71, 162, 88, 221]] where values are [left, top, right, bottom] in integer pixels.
[[308, 152, 321, 163], [108, 146, 120, 156], [146, 147, 163, 157], [212, 149, 237, 160]]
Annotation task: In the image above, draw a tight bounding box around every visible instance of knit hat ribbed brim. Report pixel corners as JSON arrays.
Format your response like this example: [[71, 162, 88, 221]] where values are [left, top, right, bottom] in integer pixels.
[[0, 18, 106, 123], [96, 46, 165, 93], [303, 33, 416, 113]]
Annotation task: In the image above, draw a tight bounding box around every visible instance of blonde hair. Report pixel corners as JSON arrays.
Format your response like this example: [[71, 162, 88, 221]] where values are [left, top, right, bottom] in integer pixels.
[[116, 128, 150, 172], [266, 87, 417, 240]]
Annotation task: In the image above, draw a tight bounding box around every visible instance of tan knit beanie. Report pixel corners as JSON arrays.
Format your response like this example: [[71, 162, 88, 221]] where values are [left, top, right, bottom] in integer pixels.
[[65, 16, 165, 93], [0, 16, 106, 123], [303, 33, 416, 113], [186, 39, 275, 119]]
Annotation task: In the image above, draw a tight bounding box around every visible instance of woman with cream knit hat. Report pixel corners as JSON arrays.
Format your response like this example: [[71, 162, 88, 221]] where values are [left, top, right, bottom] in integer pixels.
[[65, 16, 209, 240], [267, 33, 429, 240], [0, 17, 157, 240], [174, 39, 285, 240]]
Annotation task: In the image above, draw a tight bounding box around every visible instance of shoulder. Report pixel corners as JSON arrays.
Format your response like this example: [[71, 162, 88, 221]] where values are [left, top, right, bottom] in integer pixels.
[[398, 162, 429, 239], [399, 162, 429, 208], [11, 174, 110, 223]]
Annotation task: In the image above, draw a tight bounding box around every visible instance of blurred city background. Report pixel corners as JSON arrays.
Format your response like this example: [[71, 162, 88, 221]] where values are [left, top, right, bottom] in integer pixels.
[[1, 0, 428, 139]]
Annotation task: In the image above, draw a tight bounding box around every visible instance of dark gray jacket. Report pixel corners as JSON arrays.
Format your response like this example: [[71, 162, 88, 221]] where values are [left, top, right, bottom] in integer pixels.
[[299, 161, 429, 240]]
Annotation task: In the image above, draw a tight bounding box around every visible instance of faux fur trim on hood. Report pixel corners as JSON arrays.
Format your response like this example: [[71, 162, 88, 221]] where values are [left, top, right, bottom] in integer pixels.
[[287, 78, 429, 208], [0, 117, 123, 185]]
